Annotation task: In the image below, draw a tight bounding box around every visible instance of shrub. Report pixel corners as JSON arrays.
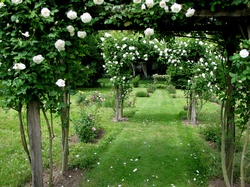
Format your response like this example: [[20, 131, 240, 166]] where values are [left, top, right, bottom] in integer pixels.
[[74, 113, 101, 143], [102, 94, 115, 108], [136, 91, 149, 97], [131, 75, 140, 88], [167, 84, 176, 94], [146, 84, 156, 93], [200, 124, 221, 150], [156, 84, 167, 89]]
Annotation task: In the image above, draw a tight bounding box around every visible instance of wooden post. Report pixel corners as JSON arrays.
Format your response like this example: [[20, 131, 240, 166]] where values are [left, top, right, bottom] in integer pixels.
[[28, 100, 43, 187]]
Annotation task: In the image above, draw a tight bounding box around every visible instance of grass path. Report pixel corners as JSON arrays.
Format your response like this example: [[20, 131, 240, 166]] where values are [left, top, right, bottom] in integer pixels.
[[81, 89, 218, 187]]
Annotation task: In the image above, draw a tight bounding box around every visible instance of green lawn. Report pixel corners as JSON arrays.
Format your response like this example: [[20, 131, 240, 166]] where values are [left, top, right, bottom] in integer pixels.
[[0, 88, 221, 187], [80, 89, 220, 187]]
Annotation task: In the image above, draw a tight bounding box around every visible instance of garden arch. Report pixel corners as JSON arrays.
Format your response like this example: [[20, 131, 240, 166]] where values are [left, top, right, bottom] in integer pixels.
[[0, 1, 249, 187]]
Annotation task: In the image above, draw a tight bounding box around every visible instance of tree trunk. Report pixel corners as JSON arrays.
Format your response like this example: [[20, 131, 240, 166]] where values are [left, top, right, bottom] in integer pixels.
[[221, 28, 238, 186], [115, 86, 122, 121], [190, 94, 197, 125], [17, 105, 31, 163], [61, 90, 70, 174], [188, 92, 197, 125], [240, 120, 250, 187], [27, 100, 43, 187], [141, 63, 148, 78], [131, 63, 136, 77]]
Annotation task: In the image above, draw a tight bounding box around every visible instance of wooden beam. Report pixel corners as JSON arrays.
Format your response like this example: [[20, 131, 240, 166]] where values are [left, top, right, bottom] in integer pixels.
[[194, 8, 250, 17]]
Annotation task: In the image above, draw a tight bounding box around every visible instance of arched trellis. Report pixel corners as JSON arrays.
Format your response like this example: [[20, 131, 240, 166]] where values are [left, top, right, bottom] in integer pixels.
[[0, 1, 249, 187], [87, 4, 250, 187]]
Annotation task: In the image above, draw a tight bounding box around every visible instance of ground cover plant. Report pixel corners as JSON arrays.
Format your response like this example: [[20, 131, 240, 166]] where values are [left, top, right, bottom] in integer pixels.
[[0, 86, 225, 187]]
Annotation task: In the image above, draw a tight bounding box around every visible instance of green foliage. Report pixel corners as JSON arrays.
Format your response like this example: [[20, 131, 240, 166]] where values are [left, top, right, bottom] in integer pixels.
[[146, 84, 156, 93], [200, 124, 221, 147], [74, 113, 101, 143], [167, 84, 176, 94], [131, 75, 140, 88], [102, 93, 115, 109], [135, 90, 149, 97], [156, 84, 167, 89]]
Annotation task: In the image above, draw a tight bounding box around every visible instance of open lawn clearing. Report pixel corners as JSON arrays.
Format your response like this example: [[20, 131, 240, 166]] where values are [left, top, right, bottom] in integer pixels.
[[0, 89, 221, 186], [81, 89, 220, 187]]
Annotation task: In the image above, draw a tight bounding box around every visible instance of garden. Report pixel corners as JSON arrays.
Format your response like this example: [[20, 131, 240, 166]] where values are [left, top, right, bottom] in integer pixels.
[[0, 0, 250, 187]]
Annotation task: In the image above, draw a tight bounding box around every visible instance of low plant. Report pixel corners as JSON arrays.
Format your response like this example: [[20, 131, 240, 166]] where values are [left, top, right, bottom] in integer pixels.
[[136, 90, 149, 97], [74, 113, 101, 143], [146, 84, 156, 93], [200, 124, 221, 149], [156, 84, 167, 89], [131, 75, 140, 88], [167, 84, 176, 94]]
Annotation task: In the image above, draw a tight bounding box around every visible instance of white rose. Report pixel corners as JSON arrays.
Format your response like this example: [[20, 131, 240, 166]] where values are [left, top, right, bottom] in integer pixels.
[[41, 8, 51, 18], [67, 10, 77, 20], [11, 0, 22, 5], [159, 1, 166, 8], [239, 49, 249, 58], [185, 8, 195, 17], [171, 3, 182, 13], [66, 25, 75, 33], [164, 6, 169, 12], [33, 55, 44, 64], [13, 63, 26, 70], [0, 2, 6, 8], [56, 79, 65, 87], [77, 31, 87, 39], [141, 4, 146, 10], [145, 0, 154, 8], [22, 31, 30, 37], [93, 0, 104, 5], [55, 39, 65, 52], [80, 12, 92, 23], [144, 28, 154, 37], [70, 32, 75, 37], [133, 0, 141, 3]]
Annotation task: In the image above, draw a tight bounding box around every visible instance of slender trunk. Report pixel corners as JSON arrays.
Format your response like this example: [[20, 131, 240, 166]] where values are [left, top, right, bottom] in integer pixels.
[[115, 86, 122, 121], [240, 119, 250, 187], [17, 105, 31, 163], [191, 95, 197, 125], [42, 107, 55, 187], [188, 92, 197, 125], [221, 101, 231, 187], [141, 63, 148, 78], [131, 63, 136, 77], [61, 90, 70, 174], [27, 100, 43, 187]]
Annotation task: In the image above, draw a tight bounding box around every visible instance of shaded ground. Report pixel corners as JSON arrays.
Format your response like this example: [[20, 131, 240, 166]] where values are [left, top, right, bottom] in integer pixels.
[[44, 168, 84, 187]]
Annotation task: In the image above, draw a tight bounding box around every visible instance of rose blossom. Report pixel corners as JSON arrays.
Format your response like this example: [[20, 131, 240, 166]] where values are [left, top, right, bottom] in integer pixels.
[[22, 31, 30, 37], [185, 8, 195, 17], [33, 55, 44, 64], [239, 49, 249, 58], [80, 12, 92, 23], [141, 4, 146, 10], [66, 25, 75, 33], [133, 0, 141, 3], [11, 0, 22, 5], [159, 0, 166, 8], [77, 31, 87, 39], [93, 0, 104, 5], [56, 79, 65, 87], [41, 8, 51, 18], [145, 0, 154, 8], [0, 2, 6, 8], [13, 63, 26, 70], [55, 39, 65, 52], [144, 28, 154, 37], [67, 10, 77, 20], [171, 3, 182, 13]]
